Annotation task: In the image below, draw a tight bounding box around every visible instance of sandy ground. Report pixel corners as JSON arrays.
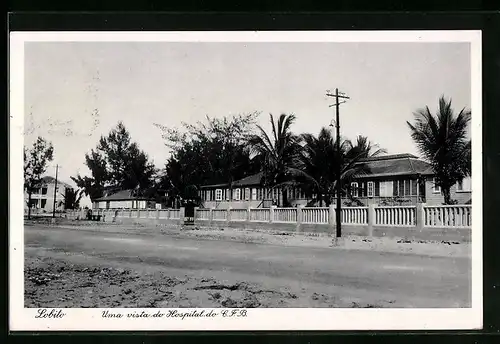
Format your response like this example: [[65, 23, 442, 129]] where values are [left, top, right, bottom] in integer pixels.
[[24, 219, 471, 308]]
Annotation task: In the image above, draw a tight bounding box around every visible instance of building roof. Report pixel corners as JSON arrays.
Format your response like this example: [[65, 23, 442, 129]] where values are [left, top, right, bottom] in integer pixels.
[[232, 172, 264, 187], [41, 176, 72, 188], [200, 154, 435, 189], [93, 189, 152, 202], [356, 154, 434, 179], [200, 172, 264, 189]]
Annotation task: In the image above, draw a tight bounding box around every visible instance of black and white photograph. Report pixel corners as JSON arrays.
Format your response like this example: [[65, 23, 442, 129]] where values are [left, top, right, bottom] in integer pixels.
[[10, 31, 482, 331]]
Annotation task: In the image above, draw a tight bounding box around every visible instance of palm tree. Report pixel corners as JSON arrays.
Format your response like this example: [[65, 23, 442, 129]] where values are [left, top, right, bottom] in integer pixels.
[[407, 96, 471, 204], [299, 129, 385, 206], [247, 114, 302, 206]]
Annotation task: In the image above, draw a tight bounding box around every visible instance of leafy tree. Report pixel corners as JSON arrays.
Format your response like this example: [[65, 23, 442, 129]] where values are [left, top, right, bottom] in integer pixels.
[[247, 114, 303, 207], [407, 96, 471, 204], [299, 129, 385, 206], [60, 188, 84, 209], [24, 137, 54, 219], [72, 122, 156, 201], [156, 112, 260, 206]]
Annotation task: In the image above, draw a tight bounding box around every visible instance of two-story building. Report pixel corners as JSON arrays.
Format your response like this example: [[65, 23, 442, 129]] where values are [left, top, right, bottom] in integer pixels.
[[199, 153, 472, 208], [24, 176, 72, 213]]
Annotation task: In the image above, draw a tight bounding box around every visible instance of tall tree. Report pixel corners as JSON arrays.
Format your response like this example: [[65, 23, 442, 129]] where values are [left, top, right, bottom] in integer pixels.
[[299, 129, 385, 206], [156, 113, 260, 206], [72, 122, 156, 201], [24, 137, 54, 219], [247, 114, 303, 206], [60, 188, 84, 210], [407, 96, 471, 204]]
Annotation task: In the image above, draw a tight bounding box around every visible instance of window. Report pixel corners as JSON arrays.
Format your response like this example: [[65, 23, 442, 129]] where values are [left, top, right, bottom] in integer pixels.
[[393, 181, 399, 196], [234, 188, 241, 201], [433, 177, 441, 193], [367, 181, 374, 197], [41, 187, 48, 195], [215, 189, 223, 201], [351, 182, 359, 197], [411, 179, 418, 195], [244, 188, 250, 200], [457, 177, 472, 192], [404, 180, 411, 196], [251, 188, 257, 200], [41, 199, 47, 208], [226, 189, 230, 200], [374, 181, 380, 197]]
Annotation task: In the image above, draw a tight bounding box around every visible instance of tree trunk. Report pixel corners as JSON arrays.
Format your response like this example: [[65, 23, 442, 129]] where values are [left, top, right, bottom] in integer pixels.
[[282, 189, 288, 207], [27, 191, 32, 220], [443, 187, 452, 205]]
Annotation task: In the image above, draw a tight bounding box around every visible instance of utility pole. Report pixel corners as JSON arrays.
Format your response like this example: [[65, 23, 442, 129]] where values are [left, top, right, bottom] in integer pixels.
[[326, 88, 350, 238], [52, 164, 59, 218]]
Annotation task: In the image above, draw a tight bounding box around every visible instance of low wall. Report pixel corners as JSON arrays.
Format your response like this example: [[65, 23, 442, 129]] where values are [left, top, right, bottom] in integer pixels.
[[62, 205, 472, 243], [193, 219, 471, 242]]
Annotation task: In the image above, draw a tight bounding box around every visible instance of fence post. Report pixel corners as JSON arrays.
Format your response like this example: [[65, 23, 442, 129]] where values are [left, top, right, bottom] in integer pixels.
[[328, 204, 335, 232], [368, 204, 376, 237], [269, 206, 275, 224], [296, 205, 304, 232], [137, 208, 140, 219], [416, 203, 425, 231], [247, 206, 251, 224], [179, 207, 185, 224], [208, 208, 213, 227]]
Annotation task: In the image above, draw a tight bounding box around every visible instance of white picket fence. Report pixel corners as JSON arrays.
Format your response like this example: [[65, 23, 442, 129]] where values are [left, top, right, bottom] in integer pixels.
[[302, 207, 329, 224], [375, 206, 416, 227], [249, 208, 271, 222], [341, 207, 369, 225], [274, 207, 298, 223], [58, 204, 473, 229], [423, 205, 472, 228], [195, 204, 472, 229]]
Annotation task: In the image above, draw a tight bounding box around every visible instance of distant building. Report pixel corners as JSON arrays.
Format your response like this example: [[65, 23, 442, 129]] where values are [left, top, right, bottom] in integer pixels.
[[24, 176, 72, 213], [199, 154, 472, 208], [92, 189, 156, 209]]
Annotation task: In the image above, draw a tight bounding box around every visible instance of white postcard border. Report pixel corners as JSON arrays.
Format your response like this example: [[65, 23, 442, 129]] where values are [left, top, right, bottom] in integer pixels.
[[9, 30, 483, 331]]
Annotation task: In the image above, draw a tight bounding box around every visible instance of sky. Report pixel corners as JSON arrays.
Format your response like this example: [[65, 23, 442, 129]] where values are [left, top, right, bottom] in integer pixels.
[[24, 41, 471, 187]]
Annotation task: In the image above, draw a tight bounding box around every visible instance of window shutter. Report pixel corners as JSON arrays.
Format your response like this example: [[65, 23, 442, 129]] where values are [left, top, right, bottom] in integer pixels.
[[404, 180, 411, 196], [411, 180, 418, 195], [367, 182, 374, 197], [375, 181, 380, 197]]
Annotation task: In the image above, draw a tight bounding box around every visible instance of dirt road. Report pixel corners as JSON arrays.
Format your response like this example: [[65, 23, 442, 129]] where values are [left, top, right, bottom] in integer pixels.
[[24, 223, 471, 308]]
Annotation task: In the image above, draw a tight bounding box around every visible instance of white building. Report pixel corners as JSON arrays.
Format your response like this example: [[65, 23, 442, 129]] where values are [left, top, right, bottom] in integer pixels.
[[24, 176, 72, 213], [92, 189, 155, 209]]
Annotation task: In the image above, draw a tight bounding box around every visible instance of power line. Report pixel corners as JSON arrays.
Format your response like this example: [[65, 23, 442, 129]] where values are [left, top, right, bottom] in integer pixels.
[[326, 88, 350, 239]]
